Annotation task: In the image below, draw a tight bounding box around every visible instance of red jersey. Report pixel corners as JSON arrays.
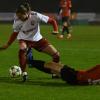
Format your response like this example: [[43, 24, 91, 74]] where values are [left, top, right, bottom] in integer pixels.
[[60, 0, 72, 17], [77, 65, 100, 85]]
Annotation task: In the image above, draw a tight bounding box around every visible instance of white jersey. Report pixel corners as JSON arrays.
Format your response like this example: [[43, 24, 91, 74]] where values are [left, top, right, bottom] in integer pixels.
[[13, 11, 49, 41]]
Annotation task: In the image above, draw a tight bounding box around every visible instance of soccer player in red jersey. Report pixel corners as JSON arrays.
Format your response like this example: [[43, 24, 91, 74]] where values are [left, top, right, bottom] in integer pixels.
[[29, 59, 100, 85], [58, 0, 72, 39]]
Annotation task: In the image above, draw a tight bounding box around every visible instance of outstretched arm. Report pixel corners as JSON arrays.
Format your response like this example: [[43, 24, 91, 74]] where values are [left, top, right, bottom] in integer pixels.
[[47, 18, 58, 31], [47, 17, 59, 35], [36, 12, 59, 34], [0, 32, 18, 50]]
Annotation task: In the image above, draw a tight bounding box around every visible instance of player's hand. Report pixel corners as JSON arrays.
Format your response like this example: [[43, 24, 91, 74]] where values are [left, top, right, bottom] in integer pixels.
[[51, 31, 59, 35], [0, 44, 9, 50]]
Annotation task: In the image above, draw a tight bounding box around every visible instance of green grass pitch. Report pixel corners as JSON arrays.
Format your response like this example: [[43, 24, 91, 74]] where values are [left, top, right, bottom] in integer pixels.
[[0, 24, 100, 100]]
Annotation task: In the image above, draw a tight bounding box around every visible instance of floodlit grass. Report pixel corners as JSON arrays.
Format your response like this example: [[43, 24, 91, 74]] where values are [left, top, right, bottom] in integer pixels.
[[0, 24, 100, 100]]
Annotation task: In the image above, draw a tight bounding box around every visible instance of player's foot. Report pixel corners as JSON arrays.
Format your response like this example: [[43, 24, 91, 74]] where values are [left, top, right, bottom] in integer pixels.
[[67, 33, 71, 39], [22, 72, 28, 82], [52, 74, 60, 79], [57, 34, 64, 39]]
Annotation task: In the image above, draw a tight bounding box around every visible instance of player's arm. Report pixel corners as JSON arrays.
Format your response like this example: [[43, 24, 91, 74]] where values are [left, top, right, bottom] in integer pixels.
[[36, 12, 59, 35], [0, 32, 18, 50], [47, 17, 59, 35], [0, 17, 21, 50], [7, 32, 18, 46]]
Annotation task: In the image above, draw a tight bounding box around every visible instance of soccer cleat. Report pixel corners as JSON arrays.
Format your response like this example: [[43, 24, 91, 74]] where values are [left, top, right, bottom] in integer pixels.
[[57, 34, 64, 39], [67, 33, 71, 39], [51, 31, 59, 35], [52, 74, 60, 79], [22, 72, 28, 82]]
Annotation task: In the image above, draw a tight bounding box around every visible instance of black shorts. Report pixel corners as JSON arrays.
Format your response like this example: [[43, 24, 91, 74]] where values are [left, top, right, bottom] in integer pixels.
[[61, 65, 78, 85], [62, 16, 71, 26]]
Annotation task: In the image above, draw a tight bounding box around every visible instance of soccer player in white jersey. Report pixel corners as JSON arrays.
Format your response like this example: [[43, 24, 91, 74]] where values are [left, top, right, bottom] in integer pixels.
[[0, 4, 60, 81]]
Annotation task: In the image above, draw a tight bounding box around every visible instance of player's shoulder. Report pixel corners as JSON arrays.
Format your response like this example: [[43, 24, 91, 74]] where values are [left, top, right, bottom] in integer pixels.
[[30, 11, 43, 17], [30, 11, 38, 16]]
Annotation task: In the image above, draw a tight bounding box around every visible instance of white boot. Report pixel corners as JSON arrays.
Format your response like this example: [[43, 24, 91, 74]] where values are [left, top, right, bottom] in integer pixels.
[[67, 33, 71, 39], [58, 34, 64, 39], [22, 72, 28, 82]]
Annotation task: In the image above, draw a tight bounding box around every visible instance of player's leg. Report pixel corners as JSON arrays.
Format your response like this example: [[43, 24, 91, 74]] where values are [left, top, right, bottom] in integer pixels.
[[34, 38, 60, 78], [42, 44, 60, 63], [44, 62, 78, 85], [63, 17, 72, 39], [58, 17, 71, 39], [27, 47, 34, 67], [31, 60, 78, 85], [66, 17, 72, 39], [39, 39, 60, 78], [18, 40, 28, 82], [58, 17, 66, 39], [34, 38, 60, 63], [31, 60, 53, 74], [31, 60, 62, 75]]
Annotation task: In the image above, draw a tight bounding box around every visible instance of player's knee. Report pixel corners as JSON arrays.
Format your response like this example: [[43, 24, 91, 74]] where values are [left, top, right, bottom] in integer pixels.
[[52, 52, 60, 63], [19, 48, 27, 56], [19, 48, 27, 52]]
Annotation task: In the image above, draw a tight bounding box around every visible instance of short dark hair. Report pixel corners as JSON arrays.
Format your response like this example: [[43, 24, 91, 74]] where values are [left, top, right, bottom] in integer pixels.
[[22, 2, 31, 12], [16, 5, 28, 14]]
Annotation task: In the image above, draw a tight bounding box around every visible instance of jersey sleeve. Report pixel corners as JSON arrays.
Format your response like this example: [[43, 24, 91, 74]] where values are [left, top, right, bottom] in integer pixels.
[[36, 12, 49, 23]]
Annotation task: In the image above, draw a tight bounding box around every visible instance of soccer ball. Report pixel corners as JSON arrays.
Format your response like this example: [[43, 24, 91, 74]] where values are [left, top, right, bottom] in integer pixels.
[[9, 65, 22, 77]]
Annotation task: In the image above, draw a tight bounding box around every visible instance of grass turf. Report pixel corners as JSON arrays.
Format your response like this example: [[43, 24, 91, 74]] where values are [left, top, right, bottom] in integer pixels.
[[0, 24, 100, 100]]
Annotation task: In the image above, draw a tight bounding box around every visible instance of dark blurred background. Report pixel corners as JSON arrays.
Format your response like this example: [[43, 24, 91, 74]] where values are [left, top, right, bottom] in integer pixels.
[[0, 0, 100, 24], [0, 0, 100, 13]]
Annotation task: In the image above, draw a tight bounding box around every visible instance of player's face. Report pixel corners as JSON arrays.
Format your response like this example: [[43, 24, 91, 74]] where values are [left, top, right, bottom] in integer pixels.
[[16, 12, 29, 21]]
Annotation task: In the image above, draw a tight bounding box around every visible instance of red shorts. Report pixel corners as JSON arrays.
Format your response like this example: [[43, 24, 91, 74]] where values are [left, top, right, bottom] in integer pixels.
[[19, 38, 50, 51]]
